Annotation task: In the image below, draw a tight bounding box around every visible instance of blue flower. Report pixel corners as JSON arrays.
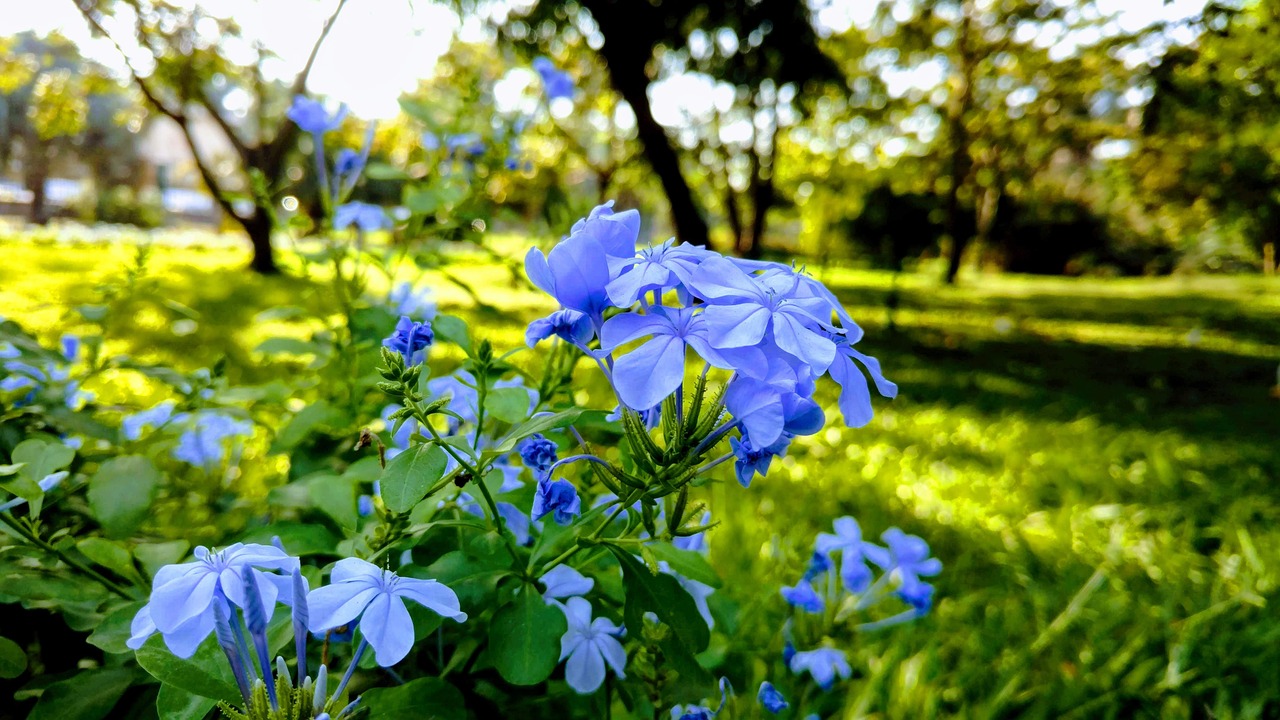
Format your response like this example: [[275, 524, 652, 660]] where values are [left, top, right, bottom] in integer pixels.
[[445, 133, 485, 157], [288, 95, 348, 134], [357, 495, 374, 517], [526, 308, 595, 348], [557, 596, 626, 694], [605, 239, 713, 307], [0, 342, 19, 360], [525, 202, 640, 323], [382, 316, 433, 364], [871, 528, 942, 613], [827, 333, 898, 428], [789, 647, 851, 690], [815, 517, 886, 594], [802, 549, 832, 582], [60, 334, 81, 363], [457, 493, 533, 545], [518, 434, 558, 479], [781, 580, 824, 613], [426, 371, 480, 430], [601, 306, 765, 411], [307, 557, 466, 666], [688, 256, 837, 373], [334, 201, 391, 232], [757, 681, 789, 713], [388, 282, 436, 321], [729, 433, 789, 487], [128, 543, 299, 658], [122, 400, 176, 440], [541, 565, 594, 601], [288, 96, 347, 134], [172, 412, 254, 469], [334, 149, 362, 178], [533, 478, 580, 525], [532, 57, 575, 101]]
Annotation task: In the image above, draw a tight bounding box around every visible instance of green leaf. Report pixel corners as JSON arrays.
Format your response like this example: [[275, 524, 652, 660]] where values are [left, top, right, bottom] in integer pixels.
[[485, 386, 533, 424], [156, 684, 217, 720], [431, 315, 472, 354], [364, 162, 410, 180], [28, 668, 133, 720], [489, 587, 567, 685], [359, 677, 466, 720], [272, 400, 339, 452], [87, 602, 147, 655], [0, 636, 26, 678], [309, 475, 358, 531], [253, 337, 318, 356], [134, 541, 189, 579], [87, 456, 159, 538], [607, 545, 711, 653], [380, 443, 448, 514], [494, 409, 606, 454], [134, 634, 240, 702], [76, 538, 137, 580], [240, 523, 338, 556], [647, 542, 722, 589], [0, 463, 23, 476], [0, 568, 107, 603], [13, 439, 74, 482], [415, 551, 511, 611]]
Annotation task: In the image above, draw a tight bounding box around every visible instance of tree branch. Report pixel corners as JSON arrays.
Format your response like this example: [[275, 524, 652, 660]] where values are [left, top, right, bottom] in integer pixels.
[[263, 0, 352, 175]]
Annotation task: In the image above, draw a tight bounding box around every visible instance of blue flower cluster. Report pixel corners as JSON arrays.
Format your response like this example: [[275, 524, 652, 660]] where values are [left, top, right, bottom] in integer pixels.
[[778, 517, 942, 690], [533, 57, 575, 101], [287, 95, 385, 232], [0, 335, 94, 410], [524, 201, 896, 489], [120, 402, 254, 472], [128, 543, 464, 716]]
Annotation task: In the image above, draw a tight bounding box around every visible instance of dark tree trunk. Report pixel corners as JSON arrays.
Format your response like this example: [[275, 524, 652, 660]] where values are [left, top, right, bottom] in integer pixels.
[[240, 210, 279, 274], [585, 2, 709, 246], [943, 4, 976, 285], [28, 176, 47, 225], [25, 145, 50, 225]]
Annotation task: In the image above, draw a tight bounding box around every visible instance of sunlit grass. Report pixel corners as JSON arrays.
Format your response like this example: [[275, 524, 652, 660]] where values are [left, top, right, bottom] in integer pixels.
[[3, 230, 1279, 716]]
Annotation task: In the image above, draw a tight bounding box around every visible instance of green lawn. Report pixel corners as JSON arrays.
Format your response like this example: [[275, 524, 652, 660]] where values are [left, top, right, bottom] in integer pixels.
[[3, 233, 1279, 718]]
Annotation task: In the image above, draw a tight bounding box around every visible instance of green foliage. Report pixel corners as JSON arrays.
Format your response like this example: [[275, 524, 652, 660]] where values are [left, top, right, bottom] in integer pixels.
[[489, 587, 568, 685], [1, 223, 1278, 718]]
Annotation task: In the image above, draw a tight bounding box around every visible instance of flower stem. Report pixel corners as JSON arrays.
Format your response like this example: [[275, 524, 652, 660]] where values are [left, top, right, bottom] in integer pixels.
[[330, 637, 368, 709], [0, 512, 133, 598]]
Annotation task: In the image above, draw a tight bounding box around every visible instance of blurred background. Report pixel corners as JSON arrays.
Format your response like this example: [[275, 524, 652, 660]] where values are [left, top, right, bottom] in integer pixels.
[[2, 0, 1279, 716]]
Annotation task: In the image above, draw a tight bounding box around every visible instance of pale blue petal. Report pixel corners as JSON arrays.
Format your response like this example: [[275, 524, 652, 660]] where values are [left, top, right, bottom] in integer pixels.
[[360, 592, 415, 666], [612, 335, 687, 410], [701, 304, 771, 349], [305, 585, 379, 633], [393, 578, 467, 622]]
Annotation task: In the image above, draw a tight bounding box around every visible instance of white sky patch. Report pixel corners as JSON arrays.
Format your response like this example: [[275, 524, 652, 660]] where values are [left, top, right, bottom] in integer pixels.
[[0, 0, 459, 119]]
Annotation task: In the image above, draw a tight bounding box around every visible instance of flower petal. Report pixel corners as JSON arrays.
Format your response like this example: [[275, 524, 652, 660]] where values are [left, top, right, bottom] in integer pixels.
[[306, 584, 379, 633], [360, 592, 416, 666], [612, 335, 687, 411], [393, 578, 467, 622]]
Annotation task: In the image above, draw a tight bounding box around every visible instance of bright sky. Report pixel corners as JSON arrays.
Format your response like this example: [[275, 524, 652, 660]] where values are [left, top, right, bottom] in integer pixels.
[[0, 0, 463, 119], [2, 0, 1209, 122]]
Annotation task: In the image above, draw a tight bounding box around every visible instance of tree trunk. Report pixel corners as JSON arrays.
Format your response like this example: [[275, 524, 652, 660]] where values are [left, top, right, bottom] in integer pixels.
[[943, 4, 976, 285], [585, 3, 710, 246], [25, 145, 50, 225], [240, 210, 279, 274], [744, 111, 778, 261]]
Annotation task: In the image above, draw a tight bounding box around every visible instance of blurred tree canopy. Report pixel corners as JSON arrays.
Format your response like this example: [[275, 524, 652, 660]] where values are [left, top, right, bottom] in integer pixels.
[[477, 0, 841, 251], [0, 32, 143, 223], [72, 0, 352, 273], [1134, 1, 1280, 274]]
